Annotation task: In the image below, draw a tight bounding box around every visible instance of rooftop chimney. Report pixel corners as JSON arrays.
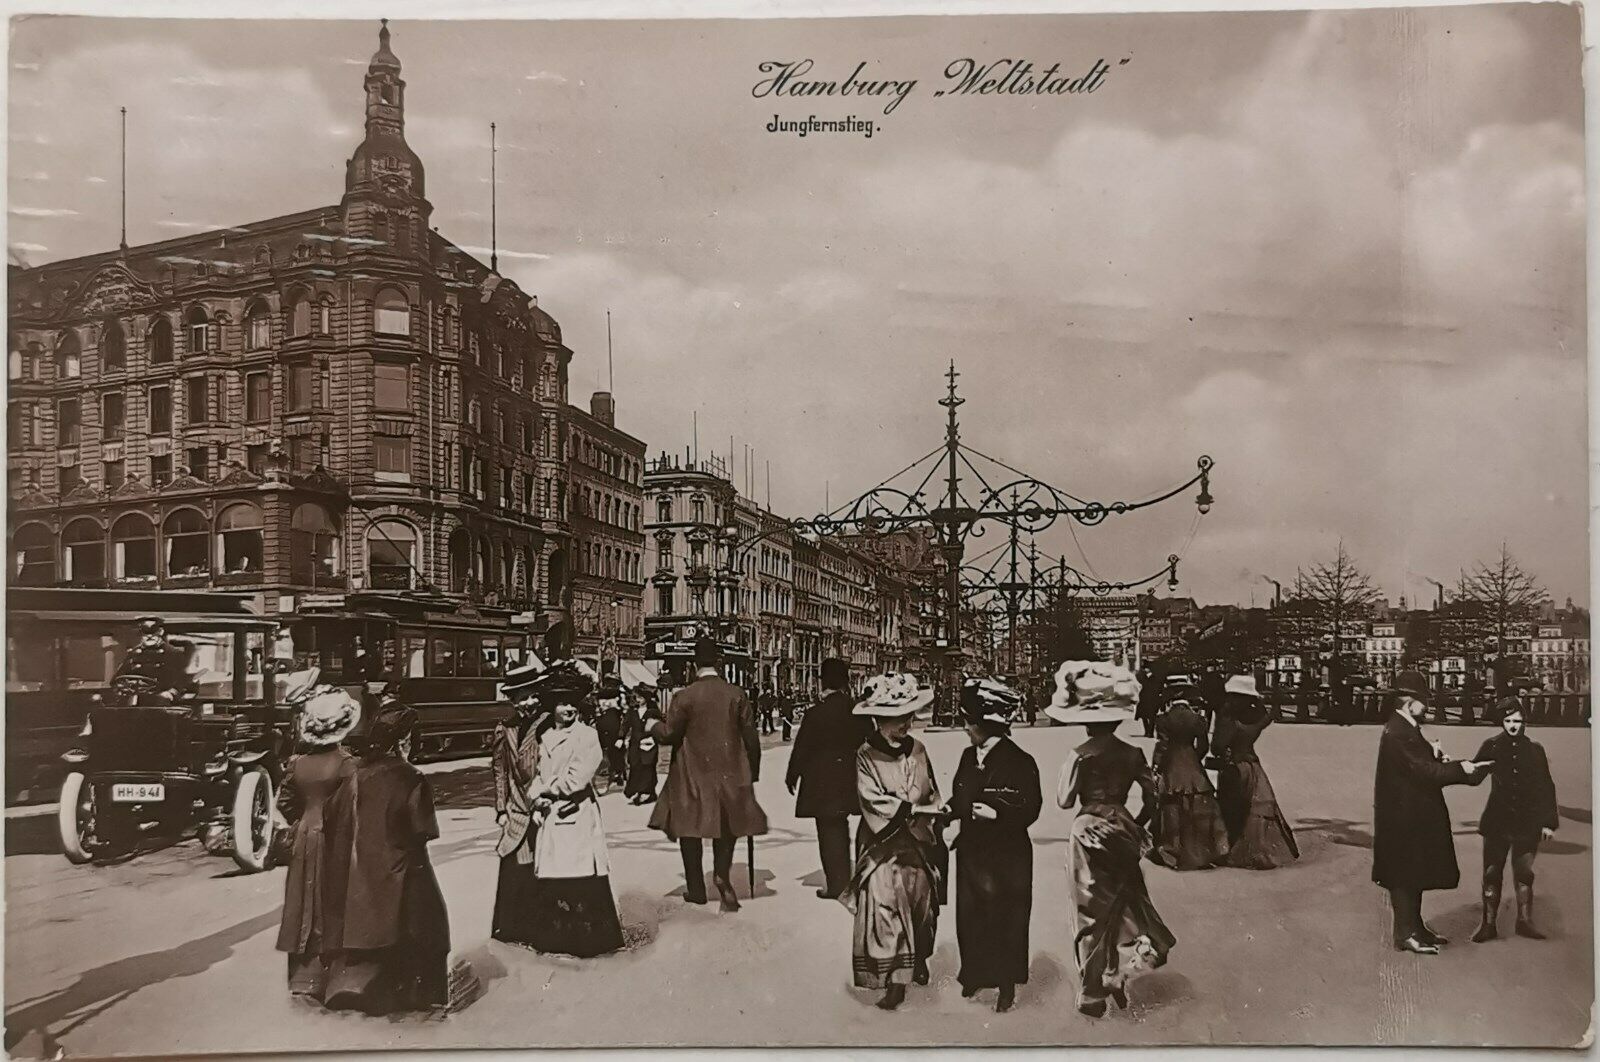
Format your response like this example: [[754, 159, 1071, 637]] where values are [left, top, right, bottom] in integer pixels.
[[591, 391, 615, 427]]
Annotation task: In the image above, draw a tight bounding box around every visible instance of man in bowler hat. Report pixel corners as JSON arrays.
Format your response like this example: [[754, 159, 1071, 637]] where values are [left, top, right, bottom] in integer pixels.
[[649, 638, 768, 911], [785, 658, 869, 898], [1372, 669, 1490, 954]]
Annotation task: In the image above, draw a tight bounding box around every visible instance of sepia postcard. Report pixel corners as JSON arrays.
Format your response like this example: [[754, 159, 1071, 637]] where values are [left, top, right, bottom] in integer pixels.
[[2, 2, 1591, 1056]]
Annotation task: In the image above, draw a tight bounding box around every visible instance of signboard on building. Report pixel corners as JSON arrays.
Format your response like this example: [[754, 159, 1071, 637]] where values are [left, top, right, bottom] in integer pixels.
[[300, 593, 347, 611]]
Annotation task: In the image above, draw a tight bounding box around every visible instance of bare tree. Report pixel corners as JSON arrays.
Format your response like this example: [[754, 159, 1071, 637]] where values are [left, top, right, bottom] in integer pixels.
[[1294, 541, 1382, 648], [1456, 542, 1550, 639]]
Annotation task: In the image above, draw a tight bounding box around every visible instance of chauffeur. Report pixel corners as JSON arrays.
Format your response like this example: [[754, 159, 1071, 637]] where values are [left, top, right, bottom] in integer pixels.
[[113, 617, 196, 702]]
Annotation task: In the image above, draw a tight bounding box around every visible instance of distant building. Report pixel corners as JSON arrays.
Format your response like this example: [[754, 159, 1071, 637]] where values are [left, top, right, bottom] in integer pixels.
[[565, 391, 647, 666]]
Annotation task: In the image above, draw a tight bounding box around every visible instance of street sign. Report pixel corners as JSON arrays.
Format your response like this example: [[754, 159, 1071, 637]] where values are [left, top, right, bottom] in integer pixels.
[[300, 593, 346, 610]]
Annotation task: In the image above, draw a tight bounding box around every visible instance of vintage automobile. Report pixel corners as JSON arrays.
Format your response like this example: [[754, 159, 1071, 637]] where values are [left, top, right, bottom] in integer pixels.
[[56, 615, 294, 873]]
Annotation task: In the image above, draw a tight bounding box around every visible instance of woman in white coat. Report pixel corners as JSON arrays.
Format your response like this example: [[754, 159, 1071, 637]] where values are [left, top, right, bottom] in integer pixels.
[[525, 692, 626, 957]]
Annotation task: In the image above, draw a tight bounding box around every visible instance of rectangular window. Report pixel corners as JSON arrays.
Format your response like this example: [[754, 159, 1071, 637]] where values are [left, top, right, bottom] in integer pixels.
[[248, 314, 270, 350], [185, 376, 210, 425], [245, 371, 270, 423], [375, 306, 411, 336], [287, 364, 316, 412], [657, 586, 674, 615], [500, 467, 513, 505], [6, 406, 20, 449], [187, 446, 209, 481], [374, 363, 409, 411], [521, 419, 532, 454], [103, 459, 125, 491], [101, 393, 125, 441], [150, 453, 172, 487], [246, 444, 269, 475], [474, 457, 488, 499], [188, 322, 208, 352], [149, 386, 172, 434], [57, 398, 80, 446], [374, 436, 411, 479], [59, 464, 82, 491], [289, 436, 318, 471]]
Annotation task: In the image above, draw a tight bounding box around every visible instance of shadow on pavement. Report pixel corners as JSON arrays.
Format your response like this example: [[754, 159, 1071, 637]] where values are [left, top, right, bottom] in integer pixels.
[[5, 815, 60, 857], [1294, 817, 1373, 849], [3, 907, 282, 1058]]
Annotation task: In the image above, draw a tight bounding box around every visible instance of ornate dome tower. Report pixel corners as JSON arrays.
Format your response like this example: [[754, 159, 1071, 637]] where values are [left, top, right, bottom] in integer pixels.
[[342, 19, 432, 253]]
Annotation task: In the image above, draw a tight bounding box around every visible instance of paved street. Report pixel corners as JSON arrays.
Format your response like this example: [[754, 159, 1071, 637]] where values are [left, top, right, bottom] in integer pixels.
[[5, 722, 1591, 1055]]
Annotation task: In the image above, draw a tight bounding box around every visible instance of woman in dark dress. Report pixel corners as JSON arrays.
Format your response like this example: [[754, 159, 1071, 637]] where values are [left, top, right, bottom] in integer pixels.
[[948, 678, 1041, 1013], [319, 702, 451, 1016], [1045, 662, 1176, 1018], [1149, 684, 1230, 871], [623, 687, 663, 805], [275, 681, 358, 1000], [1214, 675, 1299, 869]]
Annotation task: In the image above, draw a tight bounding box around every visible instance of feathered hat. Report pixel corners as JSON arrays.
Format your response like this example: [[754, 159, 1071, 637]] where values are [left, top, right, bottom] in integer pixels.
[[961, 677, 1023, 730], [1043, 660, 1141, 726], [523, 658, 596, 707], [853, 672, 935, 718], [297, 686, 361, 748]]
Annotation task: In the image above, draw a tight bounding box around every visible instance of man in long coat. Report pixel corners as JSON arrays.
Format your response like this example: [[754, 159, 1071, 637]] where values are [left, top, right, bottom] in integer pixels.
[[649, 639, 768, 911], [1372, 670, 1488, 954], [785, 658, 869, 899]]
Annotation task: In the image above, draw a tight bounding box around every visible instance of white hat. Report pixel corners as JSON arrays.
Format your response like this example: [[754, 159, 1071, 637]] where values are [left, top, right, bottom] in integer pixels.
[[282, 666, 324, 705], [298, 688, 361, 747], [853, 672, 936, 718], [962, 677, 1022, 728], [1224, 674, 1262, 699], [1043, 660, 1141, 726]]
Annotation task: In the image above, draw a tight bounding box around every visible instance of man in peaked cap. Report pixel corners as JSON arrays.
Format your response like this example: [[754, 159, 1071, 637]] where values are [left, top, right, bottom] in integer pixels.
[[1372, 670, 1491, 955], [112, 616, 195, 703]]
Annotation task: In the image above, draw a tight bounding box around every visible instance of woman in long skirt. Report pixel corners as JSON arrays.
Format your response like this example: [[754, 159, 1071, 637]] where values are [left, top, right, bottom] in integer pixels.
[[840, 673, 944, 1011], [1215, 675, 1299, 869], [524, 672, 625, 958], [1046, 662, 1176, 1018], [623, 688, 663, 805], [320, 700, 451, 1016], [275, 681, 358, 1000], [490, 661, 546, 946], [948, 678, 1041, 1013], [1149, 685, 1230, 871]]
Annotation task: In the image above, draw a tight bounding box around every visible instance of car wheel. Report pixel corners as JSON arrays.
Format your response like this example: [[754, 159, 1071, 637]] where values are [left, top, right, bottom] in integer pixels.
[[230, 768, 275, 873], [58, 771, 97, 865]]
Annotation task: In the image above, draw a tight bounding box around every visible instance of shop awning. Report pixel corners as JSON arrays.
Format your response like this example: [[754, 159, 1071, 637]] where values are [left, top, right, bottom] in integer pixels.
[[619, 659, 660, 688]]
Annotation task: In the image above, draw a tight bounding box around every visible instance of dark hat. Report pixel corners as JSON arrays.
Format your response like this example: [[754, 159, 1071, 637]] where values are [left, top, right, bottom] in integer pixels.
[[1392, 669, 1431, 701], [524, 658, 595, 706], [503, 657, 543, 696], [961, 677, 1022, 729], [820, 658, 849, 690], [1495, 695, 1525, 718], [369, 702, 418, 751], [694, 637, 722, 667], [137, 615, 165, 633]]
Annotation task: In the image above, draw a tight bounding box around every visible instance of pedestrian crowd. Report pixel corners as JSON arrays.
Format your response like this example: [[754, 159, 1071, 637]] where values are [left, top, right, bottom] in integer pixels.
[[268, 638, 1560, 1021]]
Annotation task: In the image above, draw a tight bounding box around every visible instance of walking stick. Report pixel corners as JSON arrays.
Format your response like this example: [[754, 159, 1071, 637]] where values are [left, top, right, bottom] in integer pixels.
[[747, 835, 755, 897]]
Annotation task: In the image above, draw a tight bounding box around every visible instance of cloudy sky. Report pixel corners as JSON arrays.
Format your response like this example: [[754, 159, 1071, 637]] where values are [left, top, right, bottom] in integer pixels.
[[8, 5, 1587, 607]]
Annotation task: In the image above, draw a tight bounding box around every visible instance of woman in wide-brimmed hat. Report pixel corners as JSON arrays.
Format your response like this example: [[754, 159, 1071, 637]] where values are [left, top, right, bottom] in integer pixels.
[[275, 674, 359, 1001], [948, 677, 1041, 1013], [1047, 661, 1176, 1018], [840, 672, 945, 1012], [1147, 681, 1230, 871], [1213, 674, 1299, 869]]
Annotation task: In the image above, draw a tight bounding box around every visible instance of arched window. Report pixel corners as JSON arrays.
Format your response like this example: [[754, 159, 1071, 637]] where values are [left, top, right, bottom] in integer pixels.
[[374, 288, 410, 336], [290, 503, 340, 586], [476, 537, 492, 588], [163, 508, 210, 576], [244, 299, 271, 351], [100, 318, 126, 372], [442, 526, 472, 593], [316, 296, 334, 335], [289, 291, 313, 338], [61, 518, 107, 583], [55, 330, 80, 379], [111, 513, 156, 579], [217, 502, 265, 574], [12, 523, 55, 585], [147, 316, 174, 365], [657, 495, 672, 523], [368, 520, 417, 591], [184, 305, 211, 354]]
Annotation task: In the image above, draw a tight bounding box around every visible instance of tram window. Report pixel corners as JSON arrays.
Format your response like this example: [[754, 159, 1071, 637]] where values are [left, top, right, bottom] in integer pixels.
[[456, 632, 482, 677], [404, 636, 427, 678], [480, 636, 501, 675], [185, 632, 236, 699], [62, 634, 118, 690], [7, 635, 54, 692], [430, 636, 456, 677]]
